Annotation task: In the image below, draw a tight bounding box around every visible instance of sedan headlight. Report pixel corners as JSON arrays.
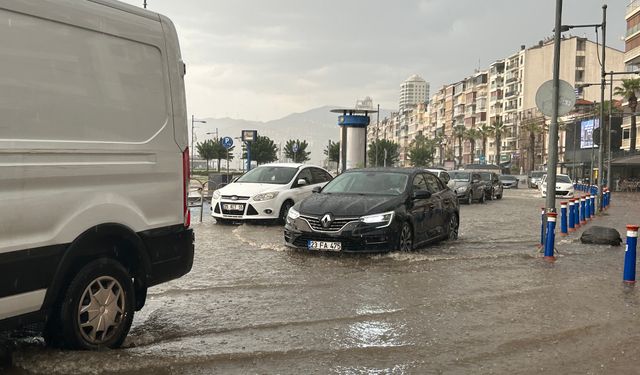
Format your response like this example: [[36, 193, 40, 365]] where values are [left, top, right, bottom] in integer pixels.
[[212, 190, 221, 200], [253, 191, 279, 201], [287, 207, 300, 220], [360, 211, 394, 227]]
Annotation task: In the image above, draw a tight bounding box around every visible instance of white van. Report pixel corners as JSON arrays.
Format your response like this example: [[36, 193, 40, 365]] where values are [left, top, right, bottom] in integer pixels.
[[0, 0, 194, 349]]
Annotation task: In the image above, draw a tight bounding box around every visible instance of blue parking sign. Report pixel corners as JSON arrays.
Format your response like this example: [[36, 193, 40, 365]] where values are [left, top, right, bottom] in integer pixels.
[[222, 136, 233, 149]]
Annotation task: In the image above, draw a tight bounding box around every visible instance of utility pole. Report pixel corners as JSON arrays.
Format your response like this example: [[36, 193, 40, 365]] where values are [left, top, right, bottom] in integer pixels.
[[597, 5, 607, 212], [545, 0, 562, 214], [143, 0, 147, 8]]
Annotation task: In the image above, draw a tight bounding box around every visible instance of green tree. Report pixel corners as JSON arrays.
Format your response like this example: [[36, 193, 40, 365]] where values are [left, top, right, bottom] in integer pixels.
[[243, 135, 278, 165], [453, 125, 466, 166], [368, 139, 399, 167], [464, 128, 480, 163], [284, 139, 311, 163], [407, 134, 437, 167], [490, 117, 506, 164], [478, 123, 492, 162], [324, 140, 340, 173], [196, 139, 217, 173], [614, 78, 640, 152]]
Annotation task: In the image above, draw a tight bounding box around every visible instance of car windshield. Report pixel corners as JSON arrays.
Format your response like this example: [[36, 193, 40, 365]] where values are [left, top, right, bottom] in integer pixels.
[[235, 166, 297, 184], [557, 175, 572, 183], [321, 171, 408, 195], [531, 172, 544, 178], [500, 175, 516, 181], [479, 172, 492, 181], [450, 171, 470, 181]]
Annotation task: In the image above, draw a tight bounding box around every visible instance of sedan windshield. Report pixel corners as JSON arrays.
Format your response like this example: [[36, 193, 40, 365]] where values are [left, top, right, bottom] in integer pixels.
[[557, 175, 572, 183], [322, 171, 408, 195], [450, 171, 470, 181], [479, 172, 492, 181], [236, 166, 297, 184], [499, 175, 516, 181]]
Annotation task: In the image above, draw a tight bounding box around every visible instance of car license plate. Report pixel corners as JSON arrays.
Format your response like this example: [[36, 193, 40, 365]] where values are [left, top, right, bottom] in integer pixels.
[[223, 203, 244, 211], [307, 240, 342, 251]]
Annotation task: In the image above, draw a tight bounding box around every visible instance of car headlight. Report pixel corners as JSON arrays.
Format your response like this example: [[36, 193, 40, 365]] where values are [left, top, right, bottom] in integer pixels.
[[253, 191, 279, 201], [287, 207, 300, 220], [360, 211, 394, 227], [212, 190, 221, 200]]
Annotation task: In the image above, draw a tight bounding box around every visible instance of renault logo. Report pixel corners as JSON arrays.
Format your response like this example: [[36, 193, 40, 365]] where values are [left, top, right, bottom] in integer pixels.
[[321, 213, 333, 228]]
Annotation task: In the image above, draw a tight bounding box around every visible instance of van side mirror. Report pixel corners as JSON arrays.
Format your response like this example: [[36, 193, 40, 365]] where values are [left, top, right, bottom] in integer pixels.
[[312, 186, 322, 193]]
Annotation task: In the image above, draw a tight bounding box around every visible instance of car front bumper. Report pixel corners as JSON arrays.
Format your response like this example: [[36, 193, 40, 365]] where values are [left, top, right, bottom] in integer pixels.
[[284, 217, 400, 253], [541, 190, 575, 198], [211, 198, 281, 220]]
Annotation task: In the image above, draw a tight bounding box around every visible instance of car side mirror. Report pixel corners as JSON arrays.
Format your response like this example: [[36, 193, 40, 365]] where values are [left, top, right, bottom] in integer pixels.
[[413, 190, 431, 200], [312, 186, 322, 193], [297, 179, 308, 187], [472, 179, 480, 184]]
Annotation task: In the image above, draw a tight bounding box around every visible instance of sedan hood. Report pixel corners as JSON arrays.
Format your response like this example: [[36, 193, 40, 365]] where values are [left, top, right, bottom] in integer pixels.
[[218, 182, 285, 197], [297, 193, 402, 217], [452, 181, 470, 188]]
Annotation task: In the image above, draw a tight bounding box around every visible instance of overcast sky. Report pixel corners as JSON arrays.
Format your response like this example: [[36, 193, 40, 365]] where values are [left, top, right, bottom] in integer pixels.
[[120, 0, 626, 122]]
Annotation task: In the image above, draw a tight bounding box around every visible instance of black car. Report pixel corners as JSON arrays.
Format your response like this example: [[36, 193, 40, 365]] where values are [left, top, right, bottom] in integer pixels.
[[478, 171, 503, 200], [283, 168, 459, 253]]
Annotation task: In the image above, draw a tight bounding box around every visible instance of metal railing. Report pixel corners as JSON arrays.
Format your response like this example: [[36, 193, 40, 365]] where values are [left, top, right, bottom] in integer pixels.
[[188, 179, 228, 222], [628, 0, 640, 17]]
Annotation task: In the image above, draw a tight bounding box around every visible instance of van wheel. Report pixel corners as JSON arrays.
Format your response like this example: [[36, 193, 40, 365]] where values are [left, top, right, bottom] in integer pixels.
[[47, 259, 134, 350]]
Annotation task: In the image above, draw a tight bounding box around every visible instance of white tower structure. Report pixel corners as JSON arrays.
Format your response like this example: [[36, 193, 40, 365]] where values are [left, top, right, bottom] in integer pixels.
[[399, 74, 429, 112]]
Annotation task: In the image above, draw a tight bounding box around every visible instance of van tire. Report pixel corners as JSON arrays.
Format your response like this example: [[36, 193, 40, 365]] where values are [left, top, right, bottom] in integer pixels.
[[47, 258, 135, 350]]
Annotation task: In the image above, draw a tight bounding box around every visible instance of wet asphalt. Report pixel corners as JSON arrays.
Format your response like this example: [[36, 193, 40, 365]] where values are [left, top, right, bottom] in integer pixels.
[[3, 187, 640, 374]]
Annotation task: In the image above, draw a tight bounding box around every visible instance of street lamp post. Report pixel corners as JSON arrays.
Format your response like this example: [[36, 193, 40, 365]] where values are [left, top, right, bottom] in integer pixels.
[[191, 115, 207, 172]]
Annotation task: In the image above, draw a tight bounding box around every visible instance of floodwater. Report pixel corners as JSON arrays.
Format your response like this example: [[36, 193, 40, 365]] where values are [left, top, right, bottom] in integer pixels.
[[3, 188, 640, 374]]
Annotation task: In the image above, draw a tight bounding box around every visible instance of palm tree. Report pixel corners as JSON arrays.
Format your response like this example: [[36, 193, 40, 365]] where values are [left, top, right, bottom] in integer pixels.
[[478, 123, 492, 163], [452, 125, 466, 167], [521, 116, 544, 173], [196, 139, 217, 173], [464, 128, 480, 164], [614, 78, 640, 152], [490, 117, 505, 165]]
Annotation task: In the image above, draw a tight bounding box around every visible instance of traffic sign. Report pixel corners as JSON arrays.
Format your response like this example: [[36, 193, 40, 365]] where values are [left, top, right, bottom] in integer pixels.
[[535, 79, 576, 117], [221, 136, 233, 149]]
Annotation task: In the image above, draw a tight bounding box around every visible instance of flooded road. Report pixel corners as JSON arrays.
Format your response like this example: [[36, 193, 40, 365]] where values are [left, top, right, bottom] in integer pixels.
[[4, 188, 640, 374]]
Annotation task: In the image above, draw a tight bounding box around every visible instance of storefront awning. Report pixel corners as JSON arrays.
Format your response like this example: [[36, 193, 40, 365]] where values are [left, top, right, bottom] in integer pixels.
[[612, 154, 640, 166]]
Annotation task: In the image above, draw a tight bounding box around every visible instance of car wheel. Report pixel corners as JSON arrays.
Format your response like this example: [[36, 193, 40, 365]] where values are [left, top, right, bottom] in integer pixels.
[[466, 193, 473, 205], [46, 258, 134, 350], [447, 213, 459, 240], [479, 192, 485, 203], [488, 189, 494, 200], [278, 200, 294, 224], [496, 192, 503, 200], [397, 222, 413, 251]]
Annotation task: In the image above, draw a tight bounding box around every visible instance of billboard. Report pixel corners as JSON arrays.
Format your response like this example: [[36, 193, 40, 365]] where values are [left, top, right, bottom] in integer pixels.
[[580, 118, 599, 149]]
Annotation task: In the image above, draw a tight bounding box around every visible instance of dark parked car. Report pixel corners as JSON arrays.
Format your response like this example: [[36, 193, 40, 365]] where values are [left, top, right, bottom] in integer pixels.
[[500, 174, 519, 189], [449, 171, 485, 204], [283, 168, 459, 253], [479, 172, 503, 200]]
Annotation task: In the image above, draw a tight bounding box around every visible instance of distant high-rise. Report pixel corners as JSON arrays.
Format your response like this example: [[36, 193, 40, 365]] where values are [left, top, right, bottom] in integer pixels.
[[399, 74, 429, 112]]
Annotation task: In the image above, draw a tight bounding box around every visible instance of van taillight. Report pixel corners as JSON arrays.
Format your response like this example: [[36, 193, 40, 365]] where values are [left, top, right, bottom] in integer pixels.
[[182, 147, 191, 228]]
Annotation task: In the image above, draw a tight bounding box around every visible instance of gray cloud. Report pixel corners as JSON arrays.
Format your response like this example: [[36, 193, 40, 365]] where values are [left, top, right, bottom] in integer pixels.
[[119, 0, 625, 121]]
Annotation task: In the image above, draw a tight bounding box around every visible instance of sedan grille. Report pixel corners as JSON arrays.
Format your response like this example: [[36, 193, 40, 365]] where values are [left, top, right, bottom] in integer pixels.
[[301, 215, 359, 232], [221, 195, 250, 201]]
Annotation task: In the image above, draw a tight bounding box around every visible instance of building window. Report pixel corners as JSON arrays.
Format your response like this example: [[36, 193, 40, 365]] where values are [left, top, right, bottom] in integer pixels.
[[577, 39, 586, 51], [576, 55, 585, 68], [575, 70, 585, 82]]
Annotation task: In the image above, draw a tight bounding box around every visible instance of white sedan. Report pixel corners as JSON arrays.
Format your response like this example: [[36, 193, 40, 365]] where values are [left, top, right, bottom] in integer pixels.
[[541, 174, 575, 198], [211, 163, 332, 223]]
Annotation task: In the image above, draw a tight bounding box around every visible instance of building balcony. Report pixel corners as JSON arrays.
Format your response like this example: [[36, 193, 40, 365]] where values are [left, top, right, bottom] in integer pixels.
[[627, 0, 640, 19], [625, 43, 640, 66], [505, 76, 518, 84], [504, 90, 518, 98]]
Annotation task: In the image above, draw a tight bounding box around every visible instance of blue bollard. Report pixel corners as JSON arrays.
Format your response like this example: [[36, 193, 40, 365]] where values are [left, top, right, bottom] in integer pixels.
[[568, 199, 575, 232], [544, 212, 558, 261], [584, 196, 591, 222], [580, 196, 587, 225], [574, 197, 580, 228], [560, 202, 568, 236], [623, 225, 639, 284], [539, 207, 545, 248], [590, 195, 595, 218]]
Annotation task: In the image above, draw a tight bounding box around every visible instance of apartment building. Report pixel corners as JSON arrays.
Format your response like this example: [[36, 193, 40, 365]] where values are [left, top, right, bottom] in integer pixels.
[[624, 0, 640, 151]]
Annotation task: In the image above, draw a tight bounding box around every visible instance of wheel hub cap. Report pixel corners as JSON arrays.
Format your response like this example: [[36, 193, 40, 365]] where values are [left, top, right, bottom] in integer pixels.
[[78, 276, 125, 344]]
